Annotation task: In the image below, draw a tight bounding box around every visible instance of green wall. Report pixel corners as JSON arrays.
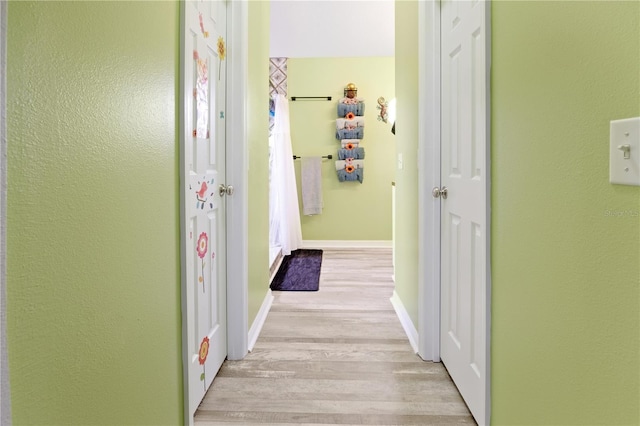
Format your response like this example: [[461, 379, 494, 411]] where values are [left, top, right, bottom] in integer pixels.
[[6, 2, 183, 424], [491, 1, 640, 424], [247, 0, 271, 326], [393, 1, 419, 325], [287, 57, 396, 241]]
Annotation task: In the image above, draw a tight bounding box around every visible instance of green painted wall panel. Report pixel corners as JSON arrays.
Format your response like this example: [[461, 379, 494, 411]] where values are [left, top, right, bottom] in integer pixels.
[[247, 0, 271, 326], [492, 1, 640, 424], [393, 0, 419, 326], [287, 57, 396, 241], [7, 2, 183, 424]]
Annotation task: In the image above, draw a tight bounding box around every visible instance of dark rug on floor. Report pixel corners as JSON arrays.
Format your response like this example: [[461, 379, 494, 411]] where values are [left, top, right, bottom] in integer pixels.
[[270, 249, 323, 291]]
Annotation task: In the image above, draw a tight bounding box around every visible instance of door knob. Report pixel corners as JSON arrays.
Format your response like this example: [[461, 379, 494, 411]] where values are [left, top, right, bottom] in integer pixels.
[[432, 186, 448, 199], [219, 184, 234, 197]]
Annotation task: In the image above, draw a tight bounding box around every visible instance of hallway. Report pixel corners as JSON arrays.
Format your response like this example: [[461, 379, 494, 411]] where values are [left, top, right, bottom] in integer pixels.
[[195, 248, 474, 425]]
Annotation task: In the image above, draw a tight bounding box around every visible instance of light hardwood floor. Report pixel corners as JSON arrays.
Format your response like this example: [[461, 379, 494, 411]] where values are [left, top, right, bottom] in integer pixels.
[[195, 248, 475, 425]]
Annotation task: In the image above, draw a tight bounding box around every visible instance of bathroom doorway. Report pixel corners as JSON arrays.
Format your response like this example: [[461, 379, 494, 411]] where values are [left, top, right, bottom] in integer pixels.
[[268, 1, 397, 267]]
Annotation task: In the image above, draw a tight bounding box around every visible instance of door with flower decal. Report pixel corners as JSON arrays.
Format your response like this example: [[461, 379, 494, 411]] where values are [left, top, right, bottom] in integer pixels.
[[180, 0, 227, 421]]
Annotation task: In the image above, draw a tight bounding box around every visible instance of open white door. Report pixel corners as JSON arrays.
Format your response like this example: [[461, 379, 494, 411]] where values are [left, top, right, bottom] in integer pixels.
[[439, 0, 490, 424], [180, 0, 228, 423]]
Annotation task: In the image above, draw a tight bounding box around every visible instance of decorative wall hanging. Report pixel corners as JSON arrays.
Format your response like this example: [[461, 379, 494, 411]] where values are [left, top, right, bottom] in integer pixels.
[[377, 97, 389, 123], [335, 83, 365, 184], [269, 57, 288, 135]]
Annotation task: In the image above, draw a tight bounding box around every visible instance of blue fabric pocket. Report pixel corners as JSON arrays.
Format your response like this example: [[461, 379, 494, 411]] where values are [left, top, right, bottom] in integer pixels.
[[338, 148, 365, 160], [337, 168, 364, 184]]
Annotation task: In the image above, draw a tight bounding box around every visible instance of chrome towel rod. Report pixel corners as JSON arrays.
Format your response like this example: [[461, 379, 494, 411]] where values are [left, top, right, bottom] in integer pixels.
[[293, 155, 333, 160], [291, 96, 332, 101]]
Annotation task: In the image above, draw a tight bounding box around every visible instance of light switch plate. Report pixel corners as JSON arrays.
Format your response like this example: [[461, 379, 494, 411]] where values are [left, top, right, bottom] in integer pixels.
[[610, 117, 640, 186]]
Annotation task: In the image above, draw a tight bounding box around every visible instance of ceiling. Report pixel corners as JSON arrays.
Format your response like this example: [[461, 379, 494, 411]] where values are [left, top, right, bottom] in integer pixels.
[[270, 1, 395, 58]]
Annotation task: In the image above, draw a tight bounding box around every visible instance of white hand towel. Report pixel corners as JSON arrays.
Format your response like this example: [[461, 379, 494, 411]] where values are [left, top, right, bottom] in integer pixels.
[[301, 157, 323, 216], [336, 117, 365, 130]]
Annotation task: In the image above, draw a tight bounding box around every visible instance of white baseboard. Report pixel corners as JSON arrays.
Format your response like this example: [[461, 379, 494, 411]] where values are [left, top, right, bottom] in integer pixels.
[[248, 290, 274, 352], [302, 240, 392, 249], [390, 290, 419, 354]]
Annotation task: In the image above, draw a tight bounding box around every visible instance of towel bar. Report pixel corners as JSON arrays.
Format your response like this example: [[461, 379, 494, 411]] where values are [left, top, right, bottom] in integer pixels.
[[291, 96, 332, 101], [293, 155, 333, 160]]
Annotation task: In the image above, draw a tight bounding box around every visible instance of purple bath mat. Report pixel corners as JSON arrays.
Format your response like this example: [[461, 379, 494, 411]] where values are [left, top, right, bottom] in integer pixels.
[[270, 249, 323, 291]]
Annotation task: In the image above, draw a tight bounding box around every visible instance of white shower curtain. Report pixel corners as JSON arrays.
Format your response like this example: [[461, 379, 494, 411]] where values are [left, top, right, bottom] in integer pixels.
[[269, 94, 302, 256]]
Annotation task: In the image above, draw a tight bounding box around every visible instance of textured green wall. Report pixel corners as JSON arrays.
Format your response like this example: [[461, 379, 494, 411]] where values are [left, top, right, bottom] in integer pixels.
[[247, 0, 271, 326], [492, 1, 640, 424], [7, 2, 183, 424], [287, 57, 396, 241], [393, 1, 419, 325]]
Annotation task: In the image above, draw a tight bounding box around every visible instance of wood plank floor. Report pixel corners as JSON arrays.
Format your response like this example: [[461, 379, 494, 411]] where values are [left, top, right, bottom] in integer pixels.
[[195, 248, 475, 425]]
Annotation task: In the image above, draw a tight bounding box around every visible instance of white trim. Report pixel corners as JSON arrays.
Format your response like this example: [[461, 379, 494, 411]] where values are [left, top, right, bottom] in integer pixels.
[[417, 0, 442, 363], [269, 251, 284, 283], [247, 290, 273, 352], [301, 240, 392, 249], [178, 5, 190, 424], [225, 0, 249, 361], [390, 291, 419, 354], [484, 2, 493, 424], [0, 1, 11, 423]]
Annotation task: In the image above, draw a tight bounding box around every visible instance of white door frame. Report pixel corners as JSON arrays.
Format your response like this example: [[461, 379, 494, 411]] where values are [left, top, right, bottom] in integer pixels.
[[225, 1, 491, 422], [417, 0, 442, 363], [225, 0, 249, 362], [417, 1, 491, 423], [0, 1, 11, 424]]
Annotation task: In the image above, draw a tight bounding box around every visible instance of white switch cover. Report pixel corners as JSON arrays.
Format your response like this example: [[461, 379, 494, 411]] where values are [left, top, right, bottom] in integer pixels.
[[610, 117, 640, 186]]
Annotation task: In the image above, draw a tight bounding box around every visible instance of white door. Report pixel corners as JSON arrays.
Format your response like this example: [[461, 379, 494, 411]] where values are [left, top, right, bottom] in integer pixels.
[[181, 0, 227, 422], [439, 0, 489, 424]]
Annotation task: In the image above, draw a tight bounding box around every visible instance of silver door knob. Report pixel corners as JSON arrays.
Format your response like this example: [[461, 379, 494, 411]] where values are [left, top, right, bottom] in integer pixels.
[[432, 186, 448, 199], [440, 186, 448, 199], [219, 184, 234, 197]]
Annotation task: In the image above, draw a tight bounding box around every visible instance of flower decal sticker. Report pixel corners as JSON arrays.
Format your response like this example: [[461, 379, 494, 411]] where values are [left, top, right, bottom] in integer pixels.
[[197, 232, 208, 292], [345, 143, 355, 150], [345, 164, 355, 174], [198, 336, 210, 391], [345, 112, 355, 120], [217, 37, 226, 61], [199, 336, 210, 365], [217, 37, 226, 80], [197, 232, 208, 259]]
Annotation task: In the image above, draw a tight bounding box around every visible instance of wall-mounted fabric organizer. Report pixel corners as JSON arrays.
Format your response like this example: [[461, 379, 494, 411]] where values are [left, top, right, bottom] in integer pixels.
[[291, 96, 332, 101], [335, 83, 365, 184]]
